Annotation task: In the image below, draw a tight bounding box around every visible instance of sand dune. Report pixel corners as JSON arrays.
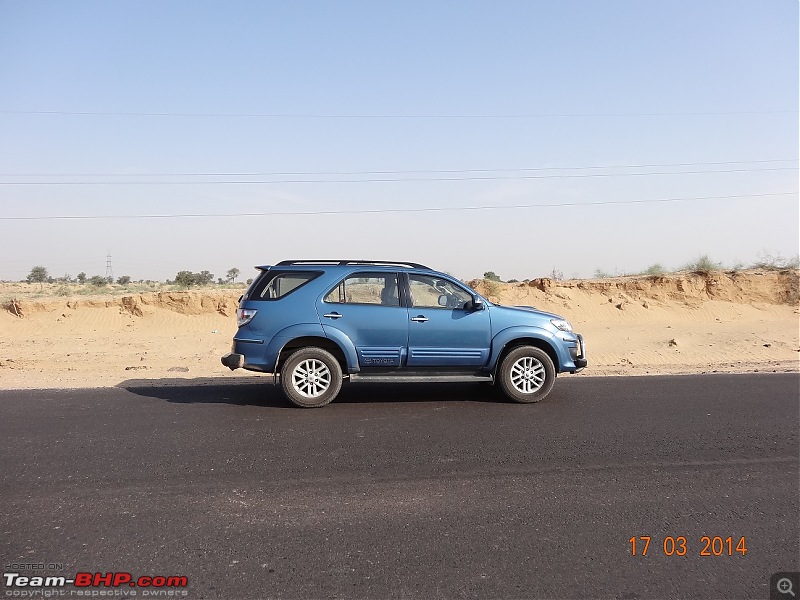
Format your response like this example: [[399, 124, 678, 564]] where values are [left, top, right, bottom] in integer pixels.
[[1, 270, 797, 389]]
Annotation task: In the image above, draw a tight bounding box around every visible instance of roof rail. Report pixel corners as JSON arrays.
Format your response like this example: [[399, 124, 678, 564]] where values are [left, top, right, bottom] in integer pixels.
[[276, 260, 431, 269]]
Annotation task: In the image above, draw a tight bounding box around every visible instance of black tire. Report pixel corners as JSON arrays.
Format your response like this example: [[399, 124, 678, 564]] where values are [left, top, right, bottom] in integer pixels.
[[280, 347, 343, 408], [497, 346, 556, 403]]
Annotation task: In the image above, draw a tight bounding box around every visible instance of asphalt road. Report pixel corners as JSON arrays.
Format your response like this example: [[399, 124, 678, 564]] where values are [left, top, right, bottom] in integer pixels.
[[1, 374, 798, 600]]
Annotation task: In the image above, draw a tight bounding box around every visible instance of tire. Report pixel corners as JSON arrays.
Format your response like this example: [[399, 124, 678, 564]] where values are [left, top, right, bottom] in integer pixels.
[[497, 346, 556, 403], [280, 347, 343, 408]]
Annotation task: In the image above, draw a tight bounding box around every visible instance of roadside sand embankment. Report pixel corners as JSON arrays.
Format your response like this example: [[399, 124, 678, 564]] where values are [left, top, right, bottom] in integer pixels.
[[1, 270, 797, 389]]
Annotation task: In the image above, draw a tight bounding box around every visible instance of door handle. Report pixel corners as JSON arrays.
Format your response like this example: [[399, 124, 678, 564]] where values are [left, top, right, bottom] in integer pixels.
[[410, 315, 429, 322], [323, 312, 343, 319]]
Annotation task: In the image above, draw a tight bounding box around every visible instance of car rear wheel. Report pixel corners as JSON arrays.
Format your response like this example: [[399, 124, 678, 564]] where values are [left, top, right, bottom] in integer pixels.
[[498, 346, 556, 403], [280, 347, 343, 408]]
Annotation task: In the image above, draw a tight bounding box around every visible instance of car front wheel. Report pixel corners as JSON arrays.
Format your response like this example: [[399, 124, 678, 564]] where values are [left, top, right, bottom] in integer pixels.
[[498, 346, 556, 403], [280, 347, 343, 408]]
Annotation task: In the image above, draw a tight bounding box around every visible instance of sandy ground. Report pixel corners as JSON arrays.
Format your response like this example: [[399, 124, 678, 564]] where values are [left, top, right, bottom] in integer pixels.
[[1, 270, 797, 389]]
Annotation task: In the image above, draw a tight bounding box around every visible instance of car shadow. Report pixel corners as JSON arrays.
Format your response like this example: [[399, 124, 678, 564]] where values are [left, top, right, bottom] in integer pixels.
[[118, 377, 510, 407], [118, 377, 288, 407]]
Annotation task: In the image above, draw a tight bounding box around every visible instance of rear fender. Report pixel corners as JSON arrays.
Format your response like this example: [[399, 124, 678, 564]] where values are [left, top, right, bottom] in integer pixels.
[[264, 323, 359, 374], [264, 323, 330, 371], [318, 326, 360, 373]]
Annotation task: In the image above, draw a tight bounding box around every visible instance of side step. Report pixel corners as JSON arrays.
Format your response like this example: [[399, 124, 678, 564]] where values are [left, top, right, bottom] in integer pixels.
[[348, 372, 494, 384]]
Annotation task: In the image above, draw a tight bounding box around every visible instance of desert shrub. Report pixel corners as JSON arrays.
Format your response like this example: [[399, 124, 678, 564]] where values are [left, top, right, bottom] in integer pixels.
[[88, 275, 107, 287], [174, 270, 214, 287], [643, 264, 667, 276], [751, 252, 800, 270], [682, 255, 722, 274], [728, 262, 745, 272]]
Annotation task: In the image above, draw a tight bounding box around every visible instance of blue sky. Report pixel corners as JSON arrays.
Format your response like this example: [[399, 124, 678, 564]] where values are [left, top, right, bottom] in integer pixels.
[[0, 1, 797, 282]]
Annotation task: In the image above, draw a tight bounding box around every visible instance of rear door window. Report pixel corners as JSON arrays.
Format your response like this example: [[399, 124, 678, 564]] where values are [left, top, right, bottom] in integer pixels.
[[324, 273, 400, 306]]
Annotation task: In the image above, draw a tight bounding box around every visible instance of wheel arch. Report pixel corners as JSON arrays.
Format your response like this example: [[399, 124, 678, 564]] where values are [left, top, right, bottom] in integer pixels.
[[494, 336, 561, 375], [277, 336, 349, 374]]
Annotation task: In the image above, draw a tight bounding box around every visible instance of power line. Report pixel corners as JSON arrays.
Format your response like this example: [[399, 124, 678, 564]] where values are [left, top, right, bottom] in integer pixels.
[[0, 167, 795, 186], [1, 192, 794, 221], [1, 159, 796, 178], [0, 109, 796, 118]]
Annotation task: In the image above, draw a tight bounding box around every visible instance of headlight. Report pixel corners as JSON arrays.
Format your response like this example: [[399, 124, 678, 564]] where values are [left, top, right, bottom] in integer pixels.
[[551, 318, 572, 332], [237, 308, 257, 327]]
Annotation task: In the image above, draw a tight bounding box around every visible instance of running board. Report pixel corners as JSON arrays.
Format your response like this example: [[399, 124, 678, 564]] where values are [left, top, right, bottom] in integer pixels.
[[348, 372, 494, 384]]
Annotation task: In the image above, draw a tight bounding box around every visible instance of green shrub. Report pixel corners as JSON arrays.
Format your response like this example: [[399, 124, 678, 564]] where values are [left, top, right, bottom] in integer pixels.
[[174, 270, 214, 287], [88, 275, 107, 287], [681, 255, 721, 274], [643, 264, 667, 276]]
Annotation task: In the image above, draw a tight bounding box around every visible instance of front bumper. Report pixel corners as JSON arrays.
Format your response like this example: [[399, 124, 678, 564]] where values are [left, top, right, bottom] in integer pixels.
[[569, 334, 587, 370], [221, 352, 244, 370]]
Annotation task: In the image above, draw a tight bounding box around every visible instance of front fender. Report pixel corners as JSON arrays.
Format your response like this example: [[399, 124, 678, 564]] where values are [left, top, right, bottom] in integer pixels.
[[489, 326, 574, 372]]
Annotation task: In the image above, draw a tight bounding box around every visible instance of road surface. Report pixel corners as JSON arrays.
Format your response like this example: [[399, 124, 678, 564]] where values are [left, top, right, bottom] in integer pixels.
[[1, 373, 798, 599]]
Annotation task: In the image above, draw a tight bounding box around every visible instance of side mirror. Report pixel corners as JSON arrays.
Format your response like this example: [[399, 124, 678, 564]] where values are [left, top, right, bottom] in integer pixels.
[[470, 297, 485, 311], [438, 294, 449, 307]]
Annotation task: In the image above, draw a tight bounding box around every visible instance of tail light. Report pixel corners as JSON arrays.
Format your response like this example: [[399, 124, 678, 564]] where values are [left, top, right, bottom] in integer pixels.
[[237, 308, 257, 327]]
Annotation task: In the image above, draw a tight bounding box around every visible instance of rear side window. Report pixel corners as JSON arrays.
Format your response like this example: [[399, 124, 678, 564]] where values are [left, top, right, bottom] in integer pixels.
[[248, 271, 321, 300]]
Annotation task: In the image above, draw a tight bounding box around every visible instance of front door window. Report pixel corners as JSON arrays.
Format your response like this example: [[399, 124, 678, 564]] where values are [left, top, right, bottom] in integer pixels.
[[408, 274, 473, 310]]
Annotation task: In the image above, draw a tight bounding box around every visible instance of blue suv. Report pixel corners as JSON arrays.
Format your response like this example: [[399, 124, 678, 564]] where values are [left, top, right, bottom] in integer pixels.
[[222, 260, 586, 407]]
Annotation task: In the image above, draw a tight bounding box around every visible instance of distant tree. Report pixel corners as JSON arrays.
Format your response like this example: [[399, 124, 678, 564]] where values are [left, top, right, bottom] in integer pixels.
[[226, 267, 240, 283], [483, 271, 502, 282], [77, 272, 86, 284], [116, 275, 131, 285], [87, 275, 108, 286], [26, 265, 49, 284], [174, 270, 215, 287], [174, 271, 195, 287]]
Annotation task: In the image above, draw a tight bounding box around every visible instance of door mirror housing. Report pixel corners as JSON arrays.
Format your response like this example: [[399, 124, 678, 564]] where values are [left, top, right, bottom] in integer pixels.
[[470, 296, 485, 311]]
